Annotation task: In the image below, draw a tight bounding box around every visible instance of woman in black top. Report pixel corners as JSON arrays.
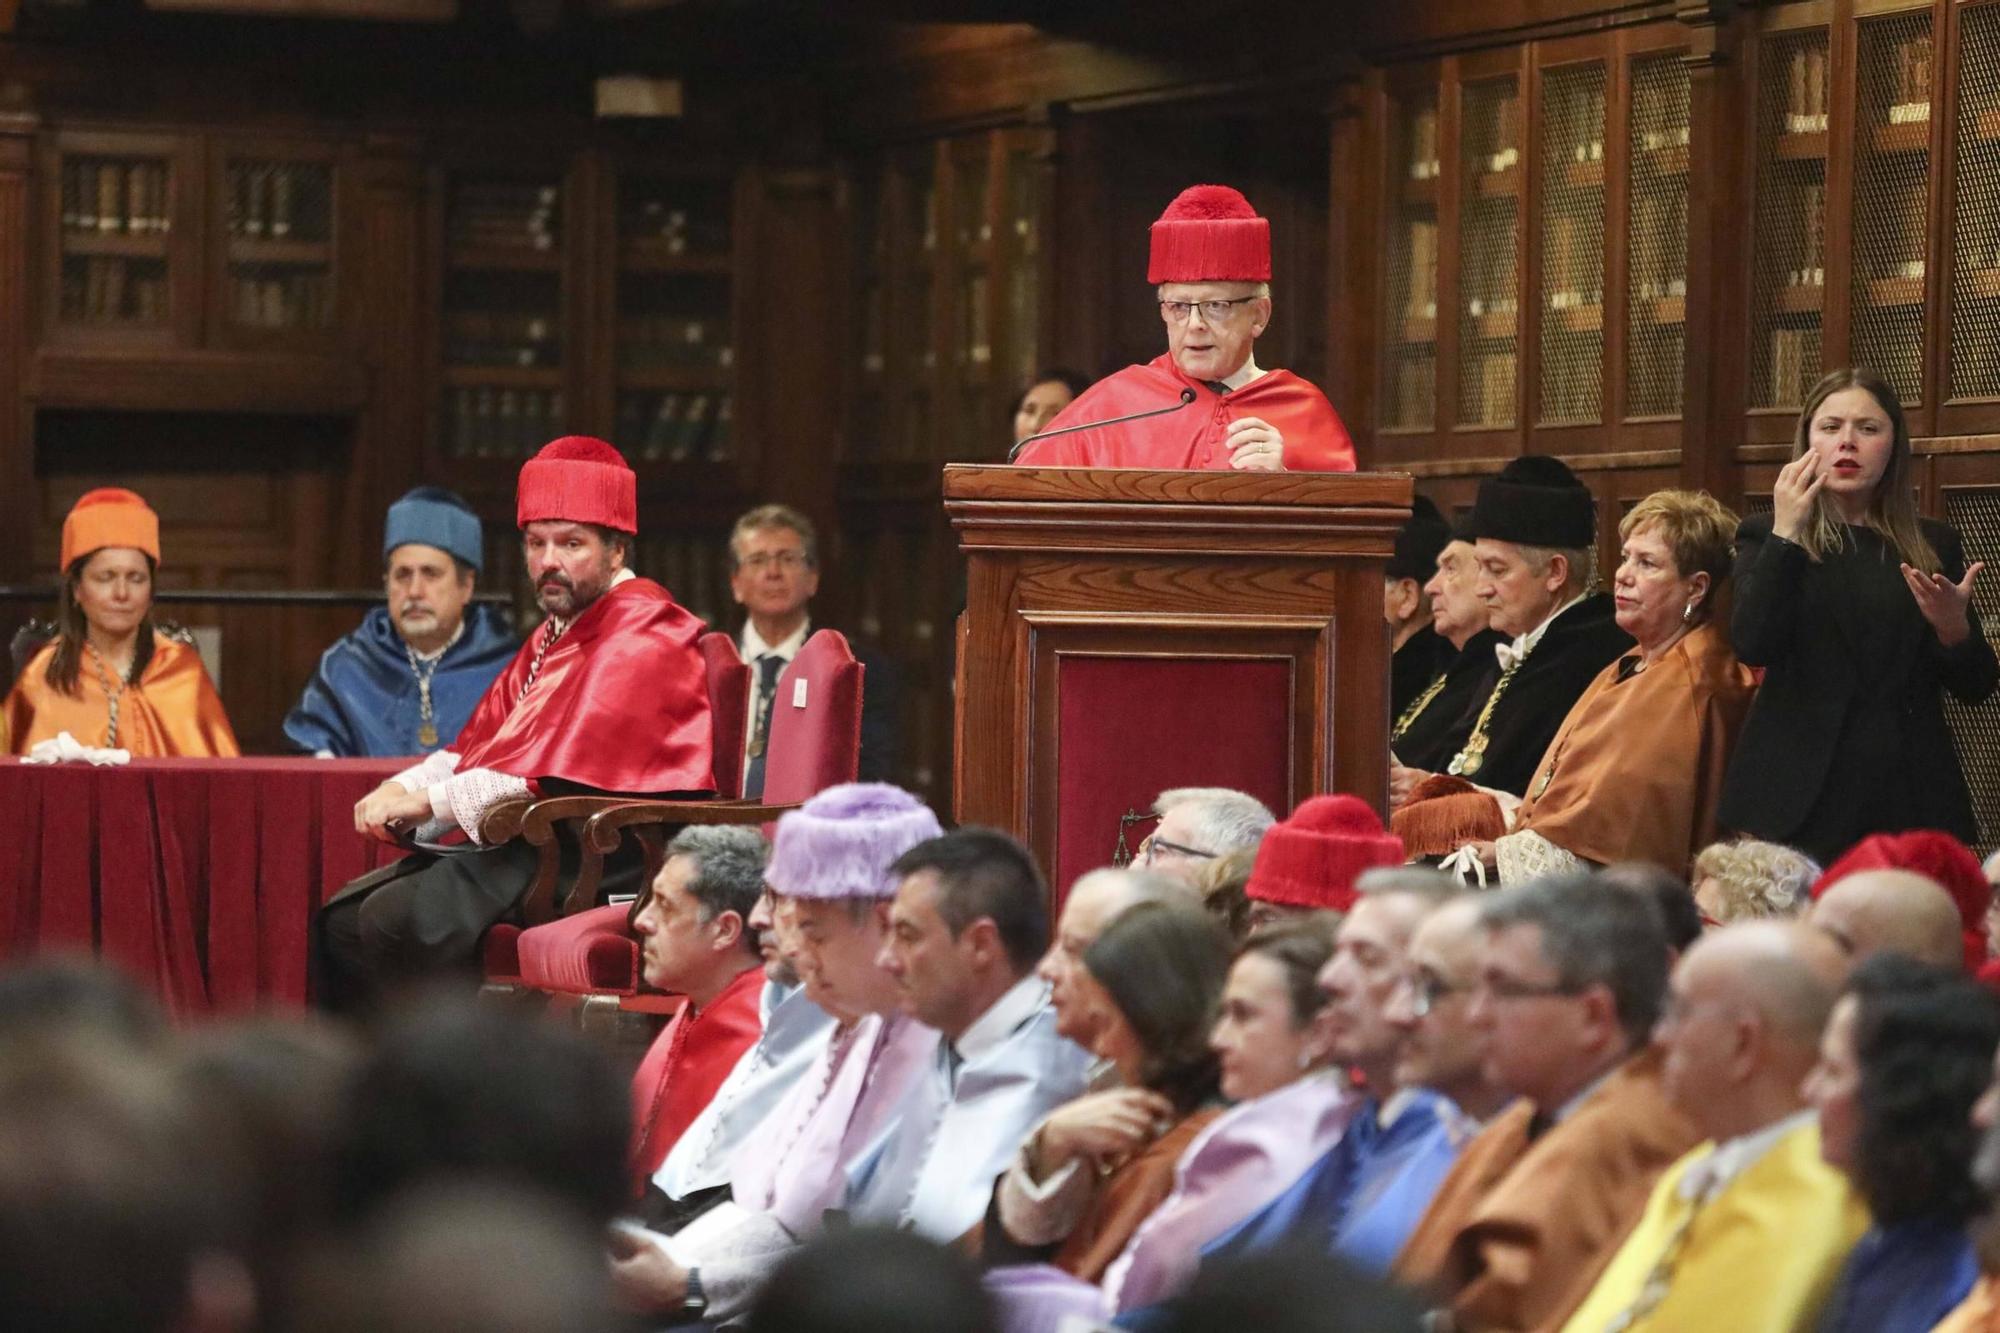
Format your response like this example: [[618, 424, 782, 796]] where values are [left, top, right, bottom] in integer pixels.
[[1719, 368, 1998, 864]]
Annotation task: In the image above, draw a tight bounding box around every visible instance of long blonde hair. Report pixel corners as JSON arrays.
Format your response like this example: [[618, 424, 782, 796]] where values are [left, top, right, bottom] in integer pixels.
[[1790, 368, 1939, 574]]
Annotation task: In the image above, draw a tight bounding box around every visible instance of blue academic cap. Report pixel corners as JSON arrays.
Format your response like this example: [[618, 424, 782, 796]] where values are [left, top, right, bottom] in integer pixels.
[[384, 487, 483, 569]]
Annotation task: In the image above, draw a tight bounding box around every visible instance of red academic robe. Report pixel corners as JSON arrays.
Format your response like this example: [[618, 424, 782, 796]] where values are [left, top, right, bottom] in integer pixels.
[[1012, 353, 1357, 472], [628, 964, 766, 1187], [454, 576, 716, 795]]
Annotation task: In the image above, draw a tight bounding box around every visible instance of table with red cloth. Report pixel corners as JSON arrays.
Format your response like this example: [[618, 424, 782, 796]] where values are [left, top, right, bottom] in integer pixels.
[[0, 756, 405, 1017]]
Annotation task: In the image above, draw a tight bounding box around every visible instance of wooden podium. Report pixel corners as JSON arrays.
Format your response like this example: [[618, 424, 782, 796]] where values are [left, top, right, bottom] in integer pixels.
[[945, 464, 1413, 898]]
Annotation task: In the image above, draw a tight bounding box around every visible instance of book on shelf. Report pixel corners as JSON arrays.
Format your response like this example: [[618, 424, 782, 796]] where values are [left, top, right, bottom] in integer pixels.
[[708, 395, 734, 461], [642, 394, 685, 461], [1884, 33, 1934, 126], [1404, 219, 1439, 324], [668, 394, 712, 462], [1409, 106, 1442, 180], [1784, 46, 1830, 134]]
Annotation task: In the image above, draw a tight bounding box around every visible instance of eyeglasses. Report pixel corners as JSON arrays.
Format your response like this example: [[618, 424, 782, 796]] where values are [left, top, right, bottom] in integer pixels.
[[1408, 969, 1467, 1018], [1142, 835, 1218, 867], [1158, 297, 1258, 324], [1475, 972, 1584, 1003], [739, 550, 810, 573]]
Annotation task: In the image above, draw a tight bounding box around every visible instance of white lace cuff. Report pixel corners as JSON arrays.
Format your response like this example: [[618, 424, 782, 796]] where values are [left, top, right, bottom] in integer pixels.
[[439, 766, 533, 844], [391, 749, 459, 794]]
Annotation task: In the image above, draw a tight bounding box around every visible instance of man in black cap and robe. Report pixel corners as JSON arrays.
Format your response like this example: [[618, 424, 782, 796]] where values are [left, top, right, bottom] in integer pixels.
[[1390, 519, 1507, 786], [1390, 456, 1632, 803], [1386, 495, 1454, 718]]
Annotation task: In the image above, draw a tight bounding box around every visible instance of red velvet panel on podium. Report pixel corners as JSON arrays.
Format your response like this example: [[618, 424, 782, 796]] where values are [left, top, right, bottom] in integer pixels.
[[944, 465, 1412, 904]]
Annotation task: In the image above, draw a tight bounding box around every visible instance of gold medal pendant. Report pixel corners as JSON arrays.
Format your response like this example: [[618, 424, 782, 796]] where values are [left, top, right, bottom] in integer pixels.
[[1459, 744, 1484, 776], [418, 721, 439, 748]]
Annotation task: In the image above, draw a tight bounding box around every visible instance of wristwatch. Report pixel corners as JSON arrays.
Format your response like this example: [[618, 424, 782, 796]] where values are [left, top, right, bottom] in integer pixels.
[[682, 1266, 708, 1320]]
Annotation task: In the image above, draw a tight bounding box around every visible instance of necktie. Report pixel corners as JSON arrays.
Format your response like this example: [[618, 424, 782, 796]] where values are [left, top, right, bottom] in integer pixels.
[[744, 652, 784, 798]]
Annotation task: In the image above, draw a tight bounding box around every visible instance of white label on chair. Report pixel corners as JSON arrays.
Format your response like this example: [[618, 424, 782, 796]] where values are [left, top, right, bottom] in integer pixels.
[[792, 679, 809, 708]]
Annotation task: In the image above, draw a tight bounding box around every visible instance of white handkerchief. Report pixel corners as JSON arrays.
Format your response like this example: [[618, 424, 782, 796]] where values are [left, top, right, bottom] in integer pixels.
[[22, 731, 131, 767]]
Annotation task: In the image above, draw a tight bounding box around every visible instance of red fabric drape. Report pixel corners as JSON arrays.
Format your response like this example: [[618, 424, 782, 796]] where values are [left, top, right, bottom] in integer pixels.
[[0, 756, 403, 1018]]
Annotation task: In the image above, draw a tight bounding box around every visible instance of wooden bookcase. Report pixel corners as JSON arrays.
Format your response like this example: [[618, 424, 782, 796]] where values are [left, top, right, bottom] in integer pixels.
[[838, 124, 1053, 806]]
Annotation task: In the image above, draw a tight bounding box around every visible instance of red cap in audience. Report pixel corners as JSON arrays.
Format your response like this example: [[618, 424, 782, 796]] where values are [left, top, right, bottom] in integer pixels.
[[1814, 829, 1989, 970], [1147, 185, 1272, 285], [516, 436, 638, 534], [1246, 794, 1404, 913], [60, 488, 161, 573]]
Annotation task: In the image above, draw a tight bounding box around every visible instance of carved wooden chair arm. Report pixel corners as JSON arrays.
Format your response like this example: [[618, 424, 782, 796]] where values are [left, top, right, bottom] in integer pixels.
[[479, 795, 535, 846], [582, 798, 802, 853]]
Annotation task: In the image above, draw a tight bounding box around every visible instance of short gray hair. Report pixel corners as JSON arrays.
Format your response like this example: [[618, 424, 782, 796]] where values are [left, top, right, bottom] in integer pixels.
[[729, 504, 818, 570], [1355, 865, 1465, 907], [666, 826, 770, 933], [1514, 542, 1594, 596], [1479, 872, 1668, 1048], [1153, 788, 1274, 857]]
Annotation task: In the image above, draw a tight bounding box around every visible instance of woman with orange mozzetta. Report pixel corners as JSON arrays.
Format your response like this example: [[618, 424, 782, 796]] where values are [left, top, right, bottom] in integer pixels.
[[3, 488, 237, 757]]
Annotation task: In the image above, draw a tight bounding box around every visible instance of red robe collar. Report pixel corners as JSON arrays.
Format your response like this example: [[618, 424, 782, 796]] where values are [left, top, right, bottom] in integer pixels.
[[628, 963, 767, 1184], [453, 577, 715, 795], [1013, 353, 1357, 472]]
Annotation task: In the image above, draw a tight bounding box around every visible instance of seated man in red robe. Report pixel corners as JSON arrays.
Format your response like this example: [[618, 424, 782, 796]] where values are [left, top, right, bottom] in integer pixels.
[[313, 435, 715, 1013], [1011, 184, 1356, 473], [626, 825, 770, 1210]]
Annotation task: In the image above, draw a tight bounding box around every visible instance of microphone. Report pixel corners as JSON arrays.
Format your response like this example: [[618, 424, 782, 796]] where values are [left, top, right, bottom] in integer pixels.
[[1007, 387, 1199, 463]]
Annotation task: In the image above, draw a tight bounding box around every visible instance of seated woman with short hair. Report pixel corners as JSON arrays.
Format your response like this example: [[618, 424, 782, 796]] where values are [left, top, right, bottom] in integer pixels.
[[1488, 489, 1756, 884], [1690, 836, 1819, 926], [3, 489, 236, 757]]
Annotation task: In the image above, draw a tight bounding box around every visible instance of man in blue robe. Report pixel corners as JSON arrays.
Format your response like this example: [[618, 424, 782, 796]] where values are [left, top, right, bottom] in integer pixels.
[[284, 486, 517, 758]]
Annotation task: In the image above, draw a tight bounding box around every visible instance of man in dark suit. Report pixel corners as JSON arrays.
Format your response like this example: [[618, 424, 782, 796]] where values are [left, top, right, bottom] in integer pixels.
[[729, 504, 900, 794]]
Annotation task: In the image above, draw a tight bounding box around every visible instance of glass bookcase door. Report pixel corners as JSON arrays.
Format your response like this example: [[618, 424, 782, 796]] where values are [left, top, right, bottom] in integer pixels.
[[1626, 51, 1691, 420], [1850, 10, 1934, 408], [217, 151, 337, 344], [1381, 83, 1441, 433], [1457, 75, 1523, 430], [49, 136, 185, 342], [612, 172, 736, 469], [1750, 27, 1831, 412], [1951, 3, 2000, 402], [1538, 61, 1608, 427], [437, 170, 568, 463]]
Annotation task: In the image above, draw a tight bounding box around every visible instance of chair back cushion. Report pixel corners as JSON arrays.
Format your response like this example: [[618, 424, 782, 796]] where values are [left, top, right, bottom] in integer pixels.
[[764, 629, 864, 805], [700, 632, 751, 801]]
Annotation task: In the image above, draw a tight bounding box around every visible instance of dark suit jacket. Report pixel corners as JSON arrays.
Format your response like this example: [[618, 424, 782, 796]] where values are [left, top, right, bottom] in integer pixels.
[[1718, 512, 1998, 861], [847, 634, 903, 783]]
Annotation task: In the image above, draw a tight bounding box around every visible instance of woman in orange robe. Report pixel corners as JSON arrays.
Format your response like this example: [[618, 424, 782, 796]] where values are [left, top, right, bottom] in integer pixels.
[[3, 488, 237, 757]]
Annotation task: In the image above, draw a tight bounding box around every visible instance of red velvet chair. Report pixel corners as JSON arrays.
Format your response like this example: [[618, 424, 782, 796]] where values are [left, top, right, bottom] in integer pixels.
[[501, 629, 866, 1006], [479, 631, 752, 990]]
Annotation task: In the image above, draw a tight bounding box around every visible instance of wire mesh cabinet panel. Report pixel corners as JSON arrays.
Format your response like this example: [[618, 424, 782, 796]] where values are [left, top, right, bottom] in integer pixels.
[[1457, 75, 1523, 430], [1538, 61, 1608, 427], [1850, 9, 1934, 408], [1381, 83, 1442, 433], [1750, 27, 1831, 412], [1943, 486, 2000, 857], [1626, 52, 1691, 420], [1952, 4, 2000, 403]]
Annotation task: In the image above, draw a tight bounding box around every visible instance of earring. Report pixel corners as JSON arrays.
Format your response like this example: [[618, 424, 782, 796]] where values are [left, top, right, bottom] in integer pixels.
[[1682, 598, 1698, 625], [1296, 1051, 1313, 1071]]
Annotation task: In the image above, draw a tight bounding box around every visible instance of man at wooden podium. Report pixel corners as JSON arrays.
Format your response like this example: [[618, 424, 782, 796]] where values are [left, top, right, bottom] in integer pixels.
[[1011, 184, 1357, 473]]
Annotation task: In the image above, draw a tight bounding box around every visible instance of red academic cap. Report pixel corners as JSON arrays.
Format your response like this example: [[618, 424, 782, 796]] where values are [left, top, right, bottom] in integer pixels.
[[1813, 829, 1989, 971], [1147, 185, 1272, 285], [1246, 794, 1404, 914], [516, 435, 638, 535]]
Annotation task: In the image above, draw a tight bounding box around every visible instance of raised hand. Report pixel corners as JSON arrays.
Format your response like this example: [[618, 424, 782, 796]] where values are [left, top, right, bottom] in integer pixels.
[[1029, 1088, 1176, 1175], [1771, 451, 1826, 543], [1902, 560, 1984, 648], [1225, 416, 1287, 472]]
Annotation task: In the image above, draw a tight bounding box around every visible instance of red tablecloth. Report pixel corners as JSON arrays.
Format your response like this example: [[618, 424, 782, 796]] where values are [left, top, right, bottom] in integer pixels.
[[0, 756, 406, 1017]]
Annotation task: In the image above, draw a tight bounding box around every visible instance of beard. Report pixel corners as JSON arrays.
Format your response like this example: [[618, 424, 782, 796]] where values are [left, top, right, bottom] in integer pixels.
[[536, 567, 605, 619]]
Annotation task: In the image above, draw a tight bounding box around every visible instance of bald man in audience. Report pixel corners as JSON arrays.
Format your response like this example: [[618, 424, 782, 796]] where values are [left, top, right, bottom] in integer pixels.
[[1394, 875, 1702, 1331], [1810, 868, 1966, 969], [1039, 868, 1196, 1053], [1560, 922, 1864, 1332]]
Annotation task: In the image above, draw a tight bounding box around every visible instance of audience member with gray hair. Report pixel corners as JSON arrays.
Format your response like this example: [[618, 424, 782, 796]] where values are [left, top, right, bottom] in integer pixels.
[[1395, 874, 1702, 1331], [1145, 787, 1275, 885], [1692, 836, 1819, 925]]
